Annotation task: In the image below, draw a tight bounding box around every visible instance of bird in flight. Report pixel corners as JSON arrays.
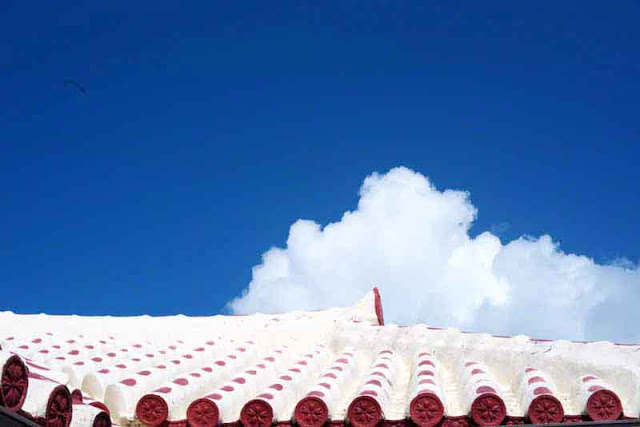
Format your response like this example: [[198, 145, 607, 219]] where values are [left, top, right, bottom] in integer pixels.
[[64, 79, 87, 94]]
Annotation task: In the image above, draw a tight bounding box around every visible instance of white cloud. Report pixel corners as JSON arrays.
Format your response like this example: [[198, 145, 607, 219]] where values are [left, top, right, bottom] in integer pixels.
[[229, 167, 640, 342]]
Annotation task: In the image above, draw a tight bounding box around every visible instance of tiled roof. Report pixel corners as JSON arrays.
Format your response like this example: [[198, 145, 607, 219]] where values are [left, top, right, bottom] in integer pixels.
[[1, 288, 639, 427]]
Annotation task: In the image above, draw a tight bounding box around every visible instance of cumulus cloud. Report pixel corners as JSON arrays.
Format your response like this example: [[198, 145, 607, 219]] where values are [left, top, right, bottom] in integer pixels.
[[229, 167, 640, 342]]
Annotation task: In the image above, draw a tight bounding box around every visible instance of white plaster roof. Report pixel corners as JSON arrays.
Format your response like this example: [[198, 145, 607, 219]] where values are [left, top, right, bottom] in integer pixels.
[[1, 289, 639, 427]]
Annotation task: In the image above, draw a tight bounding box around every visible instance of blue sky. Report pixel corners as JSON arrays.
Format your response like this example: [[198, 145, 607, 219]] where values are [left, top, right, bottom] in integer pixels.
[[1, 1, 639, 330]]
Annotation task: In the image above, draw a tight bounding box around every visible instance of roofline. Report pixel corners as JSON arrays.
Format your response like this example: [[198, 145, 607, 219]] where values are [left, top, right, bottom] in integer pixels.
[[528, 420, 640, 427]]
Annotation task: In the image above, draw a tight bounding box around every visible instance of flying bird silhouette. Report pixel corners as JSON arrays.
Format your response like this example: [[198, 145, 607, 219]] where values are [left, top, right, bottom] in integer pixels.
[[64, 79, 86, 94]]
